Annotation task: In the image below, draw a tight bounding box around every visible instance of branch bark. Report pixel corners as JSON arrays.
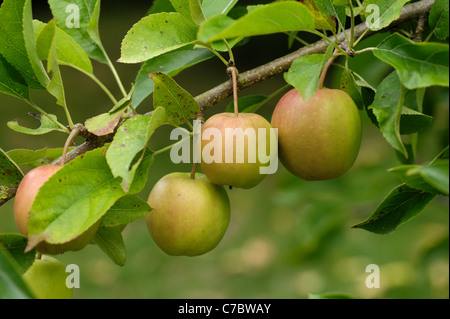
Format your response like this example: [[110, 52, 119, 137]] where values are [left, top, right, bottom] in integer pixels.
[[0, 0, 436, 207]]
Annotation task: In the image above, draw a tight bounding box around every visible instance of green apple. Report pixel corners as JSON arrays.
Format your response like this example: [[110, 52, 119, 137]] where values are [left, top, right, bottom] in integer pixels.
[[200, 112, 275, 189], [14, 165, 100, 254], [23, 255, 73, 299], [271, 88, 362, 180], [146, 172, 230, 256]]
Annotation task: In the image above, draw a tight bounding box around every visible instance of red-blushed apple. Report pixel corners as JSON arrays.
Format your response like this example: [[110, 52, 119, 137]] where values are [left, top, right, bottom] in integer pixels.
[[146, 172, 230, 256], [14, 165, 100, 255], [271, 88, 362, 181], [200, 112, 275, 189]]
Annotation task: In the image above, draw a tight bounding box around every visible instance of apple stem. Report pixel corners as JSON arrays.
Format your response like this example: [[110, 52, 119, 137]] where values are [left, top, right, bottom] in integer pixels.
[[36, 252, 42, 260], [318, 50, 339, 90], [227, 63, 239, 117], [190, 163, 198, 180], [61, 124, 83, 166]]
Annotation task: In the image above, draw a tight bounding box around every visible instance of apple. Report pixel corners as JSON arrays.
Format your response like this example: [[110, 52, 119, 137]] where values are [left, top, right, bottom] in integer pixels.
[[146, 172, 230, 256], [200, 112, 274, 189], [271, 88, 362, 180], [23, 255, 73, 299], [14, 165, 100, 255]]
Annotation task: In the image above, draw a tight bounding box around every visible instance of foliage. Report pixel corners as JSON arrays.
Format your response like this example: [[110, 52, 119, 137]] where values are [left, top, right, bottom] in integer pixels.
[[0, 0, 448, 299]]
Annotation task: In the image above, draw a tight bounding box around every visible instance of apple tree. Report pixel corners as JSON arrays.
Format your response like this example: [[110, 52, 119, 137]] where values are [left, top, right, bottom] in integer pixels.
[[0, 0, 448, 299]]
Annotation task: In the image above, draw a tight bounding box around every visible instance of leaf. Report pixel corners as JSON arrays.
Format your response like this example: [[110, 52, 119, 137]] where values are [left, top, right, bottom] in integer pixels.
[[0, 0, 48, 89], [131, 48, 213, 108], [33, 20, 93, 75], [284, 44, 334, 100], [204, 2, 315, 42], [87, 0, 102, 48], [202, 0, 238, 19], [0, 54, 30, 100], [169, 0, 192, 21], [6, 148, 69, 168], [0, 148, 23, 187], [101, 195, 150, 228], [93, 226, 126, 266], [399, 107, 433, 135], [314, 0, 346, 32], [106, 108, 165, 192], [36, 20, 67, 107], [0, 247, 33, 299], [364, 0, 410, 31], [352, 184, 437, 234], [340, 69, 364, 110], [389, 159, 449, 196], [373, 33, 449, 89], [150, 72, 199, 125], [189, 0, 206, 25], [119, 12, 198, 64], [197, 14, 236, 43], [26, 147, 127, 250], [7, 113, 67, 135], [148, 0, 175, 14], [48, 0, 107, 63], [300, 0, 336, 31], [0, 233, 36, 274], [369, 72, 407, 157], [85, 111, 124, 136], [429, 0, 449, 40], [225, 95, 268, 113]]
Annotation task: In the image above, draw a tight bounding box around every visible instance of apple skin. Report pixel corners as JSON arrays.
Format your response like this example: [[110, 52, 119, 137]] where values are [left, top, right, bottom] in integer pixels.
[[146, 172, 230, 256], [23, 255, 73, 299], [271, 88, 362, 181], [200, 112, 273, 189], [14, 165, 100, 255]]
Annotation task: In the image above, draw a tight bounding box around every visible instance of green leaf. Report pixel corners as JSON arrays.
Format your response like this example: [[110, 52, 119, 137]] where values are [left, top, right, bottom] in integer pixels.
[[389, 159, 449, 196], [202, 0, 238, 19], [314, 0, 346, 32], [340, 69, 364, 110], [0, 233, 36, 274], [369, 72, 407, 157], [93, 226, 126, 266], [352, 184, 437, 234], [0, 54, 30, 100], [106, 109, 165, 192], [0, 148, 23, 187], [33, 20, 93, 75], [0, 0, 48, 89], [429, 0, 449, 40], [225, 95, 268, 113], [284, 44, 334, 100], [0, 246, 33, 299], [149, 0, 175, 14], [364, 0, 410, 31], [301, 0, 336, 31], [205, 2, 314, 42], [197, 14, 235, 43], [169, 0, 192, 21], [101, 195, 150, 228], [6, 148, 69, 168], [7, 113, 67, 135], [189, 0, 206, 25], [35, 20, 67, 107], [373, 33, 449, 89], [150, 72, 199, 125], [26, 147, 127, 250], [399, 107, 433, 135], [131, 48, 213, 108], [87, 0, 102, 48], [119, 12, 198, 64], [48, 0, 107, 63]]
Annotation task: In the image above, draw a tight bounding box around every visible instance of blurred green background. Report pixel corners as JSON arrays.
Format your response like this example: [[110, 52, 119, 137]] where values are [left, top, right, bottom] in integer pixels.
[[0, 1, 448, 299]]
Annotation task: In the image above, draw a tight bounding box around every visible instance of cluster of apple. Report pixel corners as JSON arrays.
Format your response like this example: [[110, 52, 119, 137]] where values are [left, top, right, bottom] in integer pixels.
[[13, 87, 361, 297]]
